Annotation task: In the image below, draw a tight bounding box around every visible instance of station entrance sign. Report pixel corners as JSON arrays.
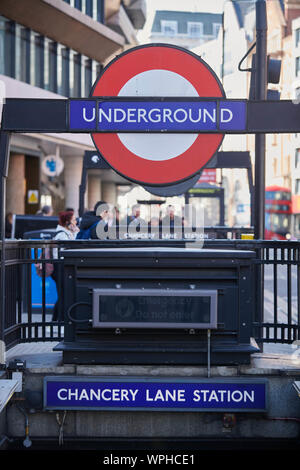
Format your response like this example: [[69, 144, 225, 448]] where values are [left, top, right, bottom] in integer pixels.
[[71, 44, 246, 186]]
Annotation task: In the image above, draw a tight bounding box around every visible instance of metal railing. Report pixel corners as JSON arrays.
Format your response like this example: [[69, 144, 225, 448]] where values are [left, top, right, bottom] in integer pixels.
[[1, 237, 300, 351]]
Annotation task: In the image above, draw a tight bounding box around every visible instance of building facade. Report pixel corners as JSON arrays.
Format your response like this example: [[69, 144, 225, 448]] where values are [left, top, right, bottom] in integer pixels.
[[0, 0, 146, 219], [149, 10, 222, 50]]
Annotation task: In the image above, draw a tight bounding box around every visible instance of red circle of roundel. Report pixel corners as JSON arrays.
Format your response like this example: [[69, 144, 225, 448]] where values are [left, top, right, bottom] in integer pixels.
[[91, 44, 225, 186]]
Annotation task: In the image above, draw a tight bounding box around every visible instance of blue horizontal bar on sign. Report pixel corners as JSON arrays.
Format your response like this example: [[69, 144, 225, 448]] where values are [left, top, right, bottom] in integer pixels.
[[44, 376, 267, 412], [68, 99, 247, 132]]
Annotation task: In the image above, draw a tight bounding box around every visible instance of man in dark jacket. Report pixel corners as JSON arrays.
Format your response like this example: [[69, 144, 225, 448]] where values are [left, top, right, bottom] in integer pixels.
[[77, 201, 109, 239]]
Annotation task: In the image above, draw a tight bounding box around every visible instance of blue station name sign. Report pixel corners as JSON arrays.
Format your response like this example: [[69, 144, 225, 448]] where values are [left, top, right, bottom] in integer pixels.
[[44, 377, 267, 412], [69, 99, 247, 133]]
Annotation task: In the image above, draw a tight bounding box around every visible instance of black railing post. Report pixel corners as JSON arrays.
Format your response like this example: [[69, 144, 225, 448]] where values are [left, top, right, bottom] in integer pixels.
[[0, 130, 10, 351]]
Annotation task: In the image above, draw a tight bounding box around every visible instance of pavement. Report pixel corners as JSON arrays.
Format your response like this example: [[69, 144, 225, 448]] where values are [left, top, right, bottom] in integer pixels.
[[4, 341, 300, 375]]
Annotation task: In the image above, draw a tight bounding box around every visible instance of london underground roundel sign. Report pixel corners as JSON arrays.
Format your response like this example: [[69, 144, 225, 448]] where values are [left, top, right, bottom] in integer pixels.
[[91, 44, 225, 186]]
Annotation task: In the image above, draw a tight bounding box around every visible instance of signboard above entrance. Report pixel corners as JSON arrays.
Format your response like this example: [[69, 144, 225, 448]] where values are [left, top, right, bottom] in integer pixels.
[[69, 98, 246, 133]]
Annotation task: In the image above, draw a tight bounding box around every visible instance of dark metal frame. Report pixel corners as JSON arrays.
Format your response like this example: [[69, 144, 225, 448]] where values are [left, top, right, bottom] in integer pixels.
[[92, 288, 218, 329], [2, 97, 300, 134]]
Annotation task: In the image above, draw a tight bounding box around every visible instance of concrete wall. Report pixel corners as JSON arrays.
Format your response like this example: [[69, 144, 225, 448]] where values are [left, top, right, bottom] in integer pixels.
[[4, 365, 300, 444]]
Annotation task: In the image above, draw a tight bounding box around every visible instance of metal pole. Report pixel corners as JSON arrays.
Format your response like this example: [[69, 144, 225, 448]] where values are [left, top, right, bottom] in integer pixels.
[[254, 0, 267, 239], [0, 131, 10, 347], [254, 0, 267, 351]]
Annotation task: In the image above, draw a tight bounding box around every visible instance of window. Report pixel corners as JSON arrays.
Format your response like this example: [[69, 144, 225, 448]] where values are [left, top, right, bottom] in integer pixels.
[[73, 53, 81, 97], [296, 149, 300, 169], [296, 179, 300, 194], [161, 20, 177, 36], [74, 0, 82, 10], [16, 25, 30, 83], [1, 18, 15, 78], [296, 28, 300, 48], [84, 58, 92, 97], [48, 41, 58, 93], [33, 34, 44, 88], [187, 22, 203, 38], [85, 0, 93, 17], [97, 0, 104, 23], [213, 23, 221, 37], [58, 45, 70, 96]]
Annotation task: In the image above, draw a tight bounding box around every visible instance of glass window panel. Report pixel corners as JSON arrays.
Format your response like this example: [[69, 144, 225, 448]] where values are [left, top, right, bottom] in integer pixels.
[[73, 53, 81, 97], [44, 38, 49, 90], [0, 17, 5, 75], [187, 22, 203, 38], [84, 58, 92, 97], [33, 34, 44, 88], [86, 0, 93, 17], [74, 0, 82, 10], [296, 28, 300, 48], [161, 21, 177, 36], [48, 41, 58, 93], [62, 47, 70, 96], [15, 25, 30, 83], [4, 20, 15, 78], [296, 57, 300, 77], [97, 0, 104, 23]]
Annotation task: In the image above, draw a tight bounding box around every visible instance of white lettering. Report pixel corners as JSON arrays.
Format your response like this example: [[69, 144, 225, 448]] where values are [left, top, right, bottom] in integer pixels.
[[218, 390, 227, 402], [220, 108, 233, 123], [57, 388, 68, 400], [129, 389, 139, 401], [68, 389, 78, 400], [188, 108, 202, 123], [146, 388, 185, 402], [148, 108, 161, 123], [102, 389, 112, 401], [98, 108, 112, 122], [203, 108, 216, 123], [174, 108, 188, 123], [90, 389, 101, 400], [244, 390, 255, 402], [163, 108, 173, 122], [137, 108, 148, 122], [201, 390, 210, 401], [127, 108, 136, 122], [231, 390, 243, 402], [79, 389, 90, 400], [208, 390, 219, 402], [177, 390, 186, 402], [83, 107, 95, 122], [114, 108, 126, 122]]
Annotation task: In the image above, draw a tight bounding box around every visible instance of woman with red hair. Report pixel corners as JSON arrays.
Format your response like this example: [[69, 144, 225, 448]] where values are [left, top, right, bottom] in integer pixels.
[[51, 211, 79, 321], [54, 210, 79, 240]]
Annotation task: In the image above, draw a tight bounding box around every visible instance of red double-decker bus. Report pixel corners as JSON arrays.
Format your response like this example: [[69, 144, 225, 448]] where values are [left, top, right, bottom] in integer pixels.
[[265, 186, 292, 240]]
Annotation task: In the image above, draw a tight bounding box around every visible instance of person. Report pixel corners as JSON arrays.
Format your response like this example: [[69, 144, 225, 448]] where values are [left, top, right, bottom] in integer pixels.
[[122, 204, 145, 228], [126, 204, 141, 224], [5, 212, 12, 238], [161, 205, 182, 228], [54, 210, 79, 241], [36, 205, 53, 216], [76, 201, 109, 239], [51, 211, 79, 321]]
